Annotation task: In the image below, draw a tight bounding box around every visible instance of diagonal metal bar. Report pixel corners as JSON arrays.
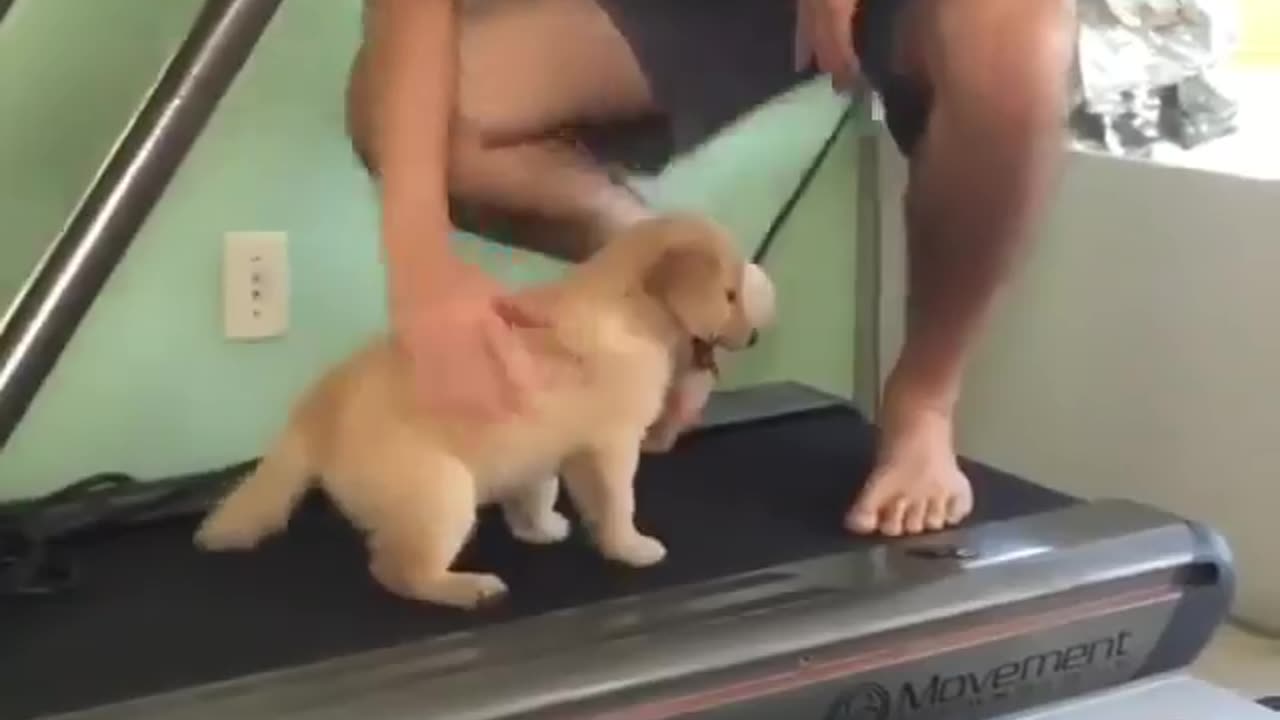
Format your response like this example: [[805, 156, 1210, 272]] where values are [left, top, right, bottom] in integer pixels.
[[0, 0, 283, 451]]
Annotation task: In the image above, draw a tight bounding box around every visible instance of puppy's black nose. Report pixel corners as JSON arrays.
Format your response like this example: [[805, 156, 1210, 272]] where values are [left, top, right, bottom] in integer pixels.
[[747, 330, 759, 347]]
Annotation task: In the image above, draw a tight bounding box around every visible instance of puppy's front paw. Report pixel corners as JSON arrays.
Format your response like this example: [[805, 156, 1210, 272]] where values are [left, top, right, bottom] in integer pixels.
[[603, 533, 667, 568], [511, 511, 571, 545]]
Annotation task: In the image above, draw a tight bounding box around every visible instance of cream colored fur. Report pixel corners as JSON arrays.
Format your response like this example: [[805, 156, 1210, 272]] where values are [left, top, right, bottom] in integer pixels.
[[194, 214, 774, 610]]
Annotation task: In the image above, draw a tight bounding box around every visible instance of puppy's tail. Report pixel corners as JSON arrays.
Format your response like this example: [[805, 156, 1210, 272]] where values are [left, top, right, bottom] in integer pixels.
[[194, 426, 314, 552]]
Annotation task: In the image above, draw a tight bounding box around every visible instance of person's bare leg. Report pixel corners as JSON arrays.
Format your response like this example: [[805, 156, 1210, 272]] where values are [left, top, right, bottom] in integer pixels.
[[348, 0, 657, 262], [847, 0, 1076, 536]]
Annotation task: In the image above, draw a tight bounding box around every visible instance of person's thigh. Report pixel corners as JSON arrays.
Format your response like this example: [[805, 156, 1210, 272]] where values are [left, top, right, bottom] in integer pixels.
[[855, 0, 1076, 158], [455, 0, 658, 144], [346, 0, 657, 168], [918, 0, 1076, 121]]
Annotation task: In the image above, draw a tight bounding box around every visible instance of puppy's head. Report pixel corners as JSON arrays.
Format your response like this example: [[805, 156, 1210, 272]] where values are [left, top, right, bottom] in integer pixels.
[[636, 214, 776, 351]]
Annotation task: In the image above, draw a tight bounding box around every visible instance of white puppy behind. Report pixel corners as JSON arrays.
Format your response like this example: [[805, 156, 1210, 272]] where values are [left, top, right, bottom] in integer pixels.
[[194, 214, 776, 610]]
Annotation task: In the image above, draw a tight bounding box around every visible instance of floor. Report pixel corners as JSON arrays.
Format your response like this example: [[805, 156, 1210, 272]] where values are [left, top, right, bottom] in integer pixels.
[[1194, 622, 1280, 699]]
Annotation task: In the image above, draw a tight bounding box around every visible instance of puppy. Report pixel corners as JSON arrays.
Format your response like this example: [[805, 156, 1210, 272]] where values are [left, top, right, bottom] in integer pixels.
[[194, 213, 774, 610]]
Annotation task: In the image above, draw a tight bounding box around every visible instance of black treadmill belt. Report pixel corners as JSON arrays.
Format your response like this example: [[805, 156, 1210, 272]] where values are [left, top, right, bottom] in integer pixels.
[[0, 406, 1073, 719]]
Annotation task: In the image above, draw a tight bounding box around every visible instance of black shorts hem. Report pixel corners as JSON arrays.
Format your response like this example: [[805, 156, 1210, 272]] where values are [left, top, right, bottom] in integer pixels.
[[588, 0, 929, 167]]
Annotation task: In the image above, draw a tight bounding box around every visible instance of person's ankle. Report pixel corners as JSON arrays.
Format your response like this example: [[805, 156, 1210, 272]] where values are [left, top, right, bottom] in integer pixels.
[[878, 373, 957, 448]]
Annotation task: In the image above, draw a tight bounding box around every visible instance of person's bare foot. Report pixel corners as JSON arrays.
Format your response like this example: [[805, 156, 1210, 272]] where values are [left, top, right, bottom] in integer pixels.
[[845, 410, 974, 536]]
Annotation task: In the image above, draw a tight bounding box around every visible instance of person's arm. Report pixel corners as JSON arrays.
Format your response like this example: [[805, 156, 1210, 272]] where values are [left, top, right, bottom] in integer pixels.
[[364, 0, 457, 303], [357, 1, 550, 419]]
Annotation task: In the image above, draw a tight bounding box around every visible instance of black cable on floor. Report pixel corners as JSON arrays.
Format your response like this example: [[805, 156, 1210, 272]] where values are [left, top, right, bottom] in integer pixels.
[[0, 105, 857, 602], [1, 464, 249, 598]]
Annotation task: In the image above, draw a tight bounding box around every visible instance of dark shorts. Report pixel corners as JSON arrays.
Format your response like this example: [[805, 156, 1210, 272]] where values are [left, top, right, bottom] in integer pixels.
[[585, 0, 930, 172]]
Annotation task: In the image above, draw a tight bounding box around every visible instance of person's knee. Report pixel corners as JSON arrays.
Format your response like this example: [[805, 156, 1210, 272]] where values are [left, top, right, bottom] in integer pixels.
[[930, 0, 1076, 136], [446, 123, 500, 205], [456, 0, 652, 144], [1012, 0, 1076, 121]]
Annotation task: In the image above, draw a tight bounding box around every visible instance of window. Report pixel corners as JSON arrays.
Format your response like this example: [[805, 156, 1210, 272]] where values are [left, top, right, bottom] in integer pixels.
[[1235, 0, 1279, 67], [1142, 0, 1279, 178]]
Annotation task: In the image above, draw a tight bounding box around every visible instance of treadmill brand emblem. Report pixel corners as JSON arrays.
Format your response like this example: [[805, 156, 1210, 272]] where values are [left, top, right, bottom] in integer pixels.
[[826, 682, 892, 720], [895, 630, 1134, 716]]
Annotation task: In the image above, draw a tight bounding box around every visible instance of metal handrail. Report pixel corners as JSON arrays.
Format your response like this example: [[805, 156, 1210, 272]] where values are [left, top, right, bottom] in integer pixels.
[[0, 0, 282, 451]]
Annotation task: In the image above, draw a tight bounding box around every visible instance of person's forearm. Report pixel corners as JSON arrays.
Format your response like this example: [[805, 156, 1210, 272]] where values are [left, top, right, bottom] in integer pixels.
[[366, 0, 456, 279]]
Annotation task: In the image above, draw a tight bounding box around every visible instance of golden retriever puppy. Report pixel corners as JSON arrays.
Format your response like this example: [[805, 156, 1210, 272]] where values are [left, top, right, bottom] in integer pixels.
[[194, 213, 775, 610]]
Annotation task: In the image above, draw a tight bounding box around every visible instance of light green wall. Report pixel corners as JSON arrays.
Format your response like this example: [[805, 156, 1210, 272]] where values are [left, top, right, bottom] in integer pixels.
[[0, 0, 202, 304], [0, 2, 862, 502]]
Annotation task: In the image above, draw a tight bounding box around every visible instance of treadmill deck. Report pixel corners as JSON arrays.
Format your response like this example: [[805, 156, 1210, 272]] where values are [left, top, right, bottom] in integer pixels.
[[2, 399, 1075, 719]]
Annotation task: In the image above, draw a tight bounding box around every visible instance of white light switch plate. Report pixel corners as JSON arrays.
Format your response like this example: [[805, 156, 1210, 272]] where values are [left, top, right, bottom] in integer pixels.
[[223, 231, 289, 341]]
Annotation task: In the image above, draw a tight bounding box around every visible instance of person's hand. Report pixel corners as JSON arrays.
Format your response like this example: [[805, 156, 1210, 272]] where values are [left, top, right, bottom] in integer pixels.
[[388, 252, 549, 422], [797, 0, 862, 92]]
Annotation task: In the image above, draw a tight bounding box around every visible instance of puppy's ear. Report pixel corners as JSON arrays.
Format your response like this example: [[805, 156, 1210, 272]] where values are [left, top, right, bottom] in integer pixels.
[[643, 244, 728, 340]]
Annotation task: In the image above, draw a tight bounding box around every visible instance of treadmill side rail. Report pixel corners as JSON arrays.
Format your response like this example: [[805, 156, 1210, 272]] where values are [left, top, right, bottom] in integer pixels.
[[43, 499, 1234, 720]]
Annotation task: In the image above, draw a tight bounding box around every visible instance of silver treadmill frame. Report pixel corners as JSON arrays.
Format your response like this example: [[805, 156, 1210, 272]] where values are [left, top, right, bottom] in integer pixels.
[[0, 0, 283, 450]]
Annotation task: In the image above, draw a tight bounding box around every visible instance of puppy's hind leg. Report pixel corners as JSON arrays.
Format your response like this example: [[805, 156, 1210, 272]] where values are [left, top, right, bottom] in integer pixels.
[[502, 475, 570, 545], [195, 426, 313, 551], [367, 455, 507, 610]]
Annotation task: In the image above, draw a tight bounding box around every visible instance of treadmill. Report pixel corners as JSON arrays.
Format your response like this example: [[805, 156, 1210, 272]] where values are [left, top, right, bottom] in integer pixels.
[[1, 2, 1273, 718], [0, 383, 1272, 720]]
